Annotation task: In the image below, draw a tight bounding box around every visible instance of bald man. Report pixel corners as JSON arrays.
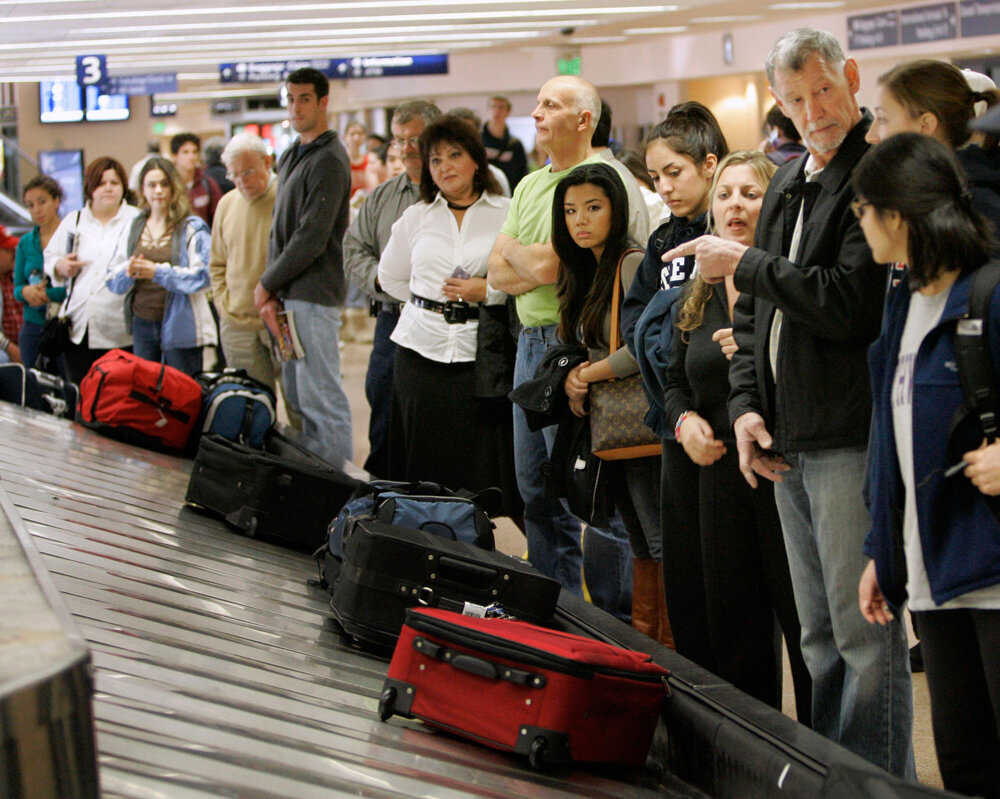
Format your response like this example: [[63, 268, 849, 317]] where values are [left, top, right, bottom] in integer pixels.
[[487, 76, 648, 614]]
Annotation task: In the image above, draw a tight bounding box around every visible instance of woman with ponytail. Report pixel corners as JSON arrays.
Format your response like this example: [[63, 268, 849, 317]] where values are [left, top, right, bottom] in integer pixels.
[[866, 59, 1000, 232], [857, 133, 1000, 799]]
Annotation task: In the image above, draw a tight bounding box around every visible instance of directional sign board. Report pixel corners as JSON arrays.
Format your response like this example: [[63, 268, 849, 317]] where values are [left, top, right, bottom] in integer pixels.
[[220, 54, 448, 83], [76, 54, 176, 95]]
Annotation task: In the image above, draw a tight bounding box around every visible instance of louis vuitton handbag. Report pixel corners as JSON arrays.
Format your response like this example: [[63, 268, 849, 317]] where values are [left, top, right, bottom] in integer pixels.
[[589, 249, 662, 461]]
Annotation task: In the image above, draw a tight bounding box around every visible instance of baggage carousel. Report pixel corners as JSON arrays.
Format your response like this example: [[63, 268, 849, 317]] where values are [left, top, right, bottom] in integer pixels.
[[0, 402, 948, 798]]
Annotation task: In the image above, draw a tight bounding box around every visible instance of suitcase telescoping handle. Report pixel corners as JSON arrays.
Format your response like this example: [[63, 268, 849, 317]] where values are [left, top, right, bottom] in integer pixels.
[[413, 636, 547, 688]]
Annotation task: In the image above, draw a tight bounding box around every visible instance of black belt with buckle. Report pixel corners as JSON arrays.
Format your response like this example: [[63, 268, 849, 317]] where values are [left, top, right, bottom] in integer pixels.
[[410, 293, 475, 324]]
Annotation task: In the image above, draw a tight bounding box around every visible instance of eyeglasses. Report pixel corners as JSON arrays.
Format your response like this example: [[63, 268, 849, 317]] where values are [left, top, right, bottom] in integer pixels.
[[392, 136, 422, 150], [850, 199, 872, 219], [226, 166, 263, 182]]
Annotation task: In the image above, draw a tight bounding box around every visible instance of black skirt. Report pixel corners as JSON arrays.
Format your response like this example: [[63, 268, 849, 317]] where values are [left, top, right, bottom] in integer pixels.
[[388, 345, 521, 519]]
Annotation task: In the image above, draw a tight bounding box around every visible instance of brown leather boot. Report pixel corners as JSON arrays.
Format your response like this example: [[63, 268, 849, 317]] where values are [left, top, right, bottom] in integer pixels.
[[631, 558, 659, 638], [655, 567, 675, 649]]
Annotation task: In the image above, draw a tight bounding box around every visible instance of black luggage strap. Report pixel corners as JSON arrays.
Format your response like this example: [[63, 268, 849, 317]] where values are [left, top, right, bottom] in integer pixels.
[[338, 558, 504, 604], [951, 261, 1000, 519], [128, 389, 193, 424]]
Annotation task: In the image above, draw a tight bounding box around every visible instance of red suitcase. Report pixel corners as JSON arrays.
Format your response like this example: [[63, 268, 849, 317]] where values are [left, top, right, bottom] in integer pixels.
[[379, 607, 670, 769]]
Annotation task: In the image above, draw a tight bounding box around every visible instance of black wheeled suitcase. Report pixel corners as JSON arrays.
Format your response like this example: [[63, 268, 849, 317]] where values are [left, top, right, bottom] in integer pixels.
[[185, 430, 361, 549], [332, 517, 562, 650], [0, 363, 78, 418]]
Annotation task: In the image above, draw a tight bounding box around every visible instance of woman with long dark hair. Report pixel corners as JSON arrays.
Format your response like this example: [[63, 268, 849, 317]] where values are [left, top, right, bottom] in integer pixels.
[[44, 156, 139, 383], [377, 115, 519, 515], [552, 161, 671, 643], [857, 132, 1000, 799], [107, 157, 216, 376]]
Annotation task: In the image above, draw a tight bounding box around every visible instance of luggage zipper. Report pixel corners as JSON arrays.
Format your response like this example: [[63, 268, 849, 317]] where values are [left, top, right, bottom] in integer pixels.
[[406, 613, 664, 682]]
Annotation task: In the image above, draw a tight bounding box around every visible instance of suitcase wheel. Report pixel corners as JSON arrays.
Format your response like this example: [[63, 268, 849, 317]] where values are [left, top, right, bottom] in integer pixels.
[[528, 737, 548, 771], [378, 687, 397, 722], [244, 515, 258, 538]]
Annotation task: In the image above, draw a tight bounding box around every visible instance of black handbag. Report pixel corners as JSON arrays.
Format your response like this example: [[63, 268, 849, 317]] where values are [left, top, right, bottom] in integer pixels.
[[37, 283, 73, 359]]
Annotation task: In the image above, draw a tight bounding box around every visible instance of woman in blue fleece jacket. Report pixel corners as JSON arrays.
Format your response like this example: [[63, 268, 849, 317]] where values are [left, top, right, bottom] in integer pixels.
[[107, 157, 216, 376], [856, 133, 1000, 799]]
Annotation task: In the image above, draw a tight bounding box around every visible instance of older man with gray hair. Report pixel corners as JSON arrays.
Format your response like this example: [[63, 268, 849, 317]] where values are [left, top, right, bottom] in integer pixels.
[[663, 28, 913, 776], [487, 75, 648, 618], [210, 133, 283, 390]]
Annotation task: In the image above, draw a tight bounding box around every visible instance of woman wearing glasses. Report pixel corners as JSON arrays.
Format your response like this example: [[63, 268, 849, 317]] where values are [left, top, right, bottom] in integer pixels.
[[857, 133, 1000, 799]]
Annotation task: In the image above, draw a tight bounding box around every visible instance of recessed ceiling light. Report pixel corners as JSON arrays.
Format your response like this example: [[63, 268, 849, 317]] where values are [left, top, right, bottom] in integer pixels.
[[569, 36, 628, 43]]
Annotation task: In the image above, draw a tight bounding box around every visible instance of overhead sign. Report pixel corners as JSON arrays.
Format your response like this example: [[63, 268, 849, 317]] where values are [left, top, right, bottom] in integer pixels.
[[901, 2, 957, 44], [76, 54, 108, 87], [105, 73, 178, 95], [219, 54, 448, 83], [961, 0, 1000, 36], [76, 53, 176, 95], [847, 11, 899, 49]]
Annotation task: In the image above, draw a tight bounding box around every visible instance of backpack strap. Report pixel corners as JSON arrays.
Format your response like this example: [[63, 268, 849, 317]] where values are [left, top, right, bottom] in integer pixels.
[[953, 261, 1000, 442]]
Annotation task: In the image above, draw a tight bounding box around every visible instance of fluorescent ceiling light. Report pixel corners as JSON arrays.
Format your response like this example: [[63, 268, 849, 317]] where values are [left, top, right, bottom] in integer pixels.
[[4, 4, 673, 24], [690, 15, 763, 23], [768, 1, 843, 8], [570, 36, 628, 43], [85, 19, 597, 34], [623, 26, 688, 34]]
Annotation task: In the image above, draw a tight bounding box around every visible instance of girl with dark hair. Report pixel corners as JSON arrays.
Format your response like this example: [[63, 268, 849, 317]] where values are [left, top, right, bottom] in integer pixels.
[[15, 175, 65, 371], [663, 151, 810, 717], [377, 116, 518, 513], [553, 161, 672, 643], [44, 156, 139, 383], [866, 59, 1000, 231], [107, 157, 216, 376], [857, 132, 1000, 799], [620, 101, 730, 670]]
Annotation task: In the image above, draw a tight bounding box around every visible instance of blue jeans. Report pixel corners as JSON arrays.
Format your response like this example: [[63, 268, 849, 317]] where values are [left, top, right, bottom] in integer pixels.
[[513, 324, 632, 620], [132, 317, 204, 376], [774, 446, 914, 778], [281, 300, 352, 466], [363, 307, 398, 477]]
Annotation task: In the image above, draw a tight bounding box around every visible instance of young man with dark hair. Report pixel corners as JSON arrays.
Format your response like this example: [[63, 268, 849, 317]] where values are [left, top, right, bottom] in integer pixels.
[[482, 95, 529, 192], [170, 132, 222, 226], [254, 67, 354, 463]]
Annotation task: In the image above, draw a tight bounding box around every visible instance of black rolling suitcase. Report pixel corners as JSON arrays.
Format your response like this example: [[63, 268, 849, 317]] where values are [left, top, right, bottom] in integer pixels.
[[0, 363, 77, 418], [332, 517, 562, 650], [185, 430, 361, 549]]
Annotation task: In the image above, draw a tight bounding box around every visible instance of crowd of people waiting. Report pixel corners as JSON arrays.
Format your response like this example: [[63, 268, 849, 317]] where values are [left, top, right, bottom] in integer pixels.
[[0, 26, 999, 798]]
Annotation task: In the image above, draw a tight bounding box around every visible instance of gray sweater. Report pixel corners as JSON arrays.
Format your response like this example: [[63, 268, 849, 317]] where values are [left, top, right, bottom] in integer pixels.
[[262, 129, 350, 307]]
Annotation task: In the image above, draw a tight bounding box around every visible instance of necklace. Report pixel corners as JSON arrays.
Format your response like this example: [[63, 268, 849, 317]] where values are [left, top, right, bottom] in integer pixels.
[[446, 196, 478, 211]]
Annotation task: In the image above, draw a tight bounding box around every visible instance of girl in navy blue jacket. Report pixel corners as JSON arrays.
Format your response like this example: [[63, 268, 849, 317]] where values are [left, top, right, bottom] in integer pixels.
[[856, 133, 1000, 799]]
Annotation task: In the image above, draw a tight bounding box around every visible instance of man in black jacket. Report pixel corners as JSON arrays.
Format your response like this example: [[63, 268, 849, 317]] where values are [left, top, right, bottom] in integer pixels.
[[254, 67, 353, 463], [663, 28, 913, 777]]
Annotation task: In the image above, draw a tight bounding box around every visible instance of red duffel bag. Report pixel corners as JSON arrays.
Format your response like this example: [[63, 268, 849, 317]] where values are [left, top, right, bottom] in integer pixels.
[[79, 349, 203, 453]]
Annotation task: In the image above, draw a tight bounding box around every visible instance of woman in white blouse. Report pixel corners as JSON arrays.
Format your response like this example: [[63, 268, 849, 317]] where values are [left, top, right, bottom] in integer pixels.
[[378, 115, 514, 502], [45, 156, 139, 383]]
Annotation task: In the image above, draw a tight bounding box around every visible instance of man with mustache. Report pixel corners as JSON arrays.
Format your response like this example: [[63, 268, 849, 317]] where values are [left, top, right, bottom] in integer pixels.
[[663, 28, 914, 777]]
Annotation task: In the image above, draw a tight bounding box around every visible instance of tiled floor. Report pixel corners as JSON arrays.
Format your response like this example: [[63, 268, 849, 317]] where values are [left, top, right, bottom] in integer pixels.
[[339, 337, 943, 790]]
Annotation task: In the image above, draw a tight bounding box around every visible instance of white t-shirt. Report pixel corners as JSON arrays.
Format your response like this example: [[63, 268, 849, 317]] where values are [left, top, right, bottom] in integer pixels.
[[893, 285, 1000, 610], [378, 192, 509, 364]]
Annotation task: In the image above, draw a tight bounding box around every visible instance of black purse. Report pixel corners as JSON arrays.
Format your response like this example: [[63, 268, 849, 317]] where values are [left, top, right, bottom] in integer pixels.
[[37, 278, 73, 359]]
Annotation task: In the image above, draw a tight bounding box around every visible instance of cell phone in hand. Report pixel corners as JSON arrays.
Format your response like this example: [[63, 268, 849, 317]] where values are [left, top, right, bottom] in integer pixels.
[[451, 267, 470, 279], [67, 232, 78, 254]]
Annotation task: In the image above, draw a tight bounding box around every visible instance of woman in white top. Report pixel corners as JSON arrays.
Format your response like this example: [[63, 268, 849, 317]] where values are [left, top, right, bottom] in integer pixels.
[[378, 115, 515, 506], [44, 156, 139, 384]]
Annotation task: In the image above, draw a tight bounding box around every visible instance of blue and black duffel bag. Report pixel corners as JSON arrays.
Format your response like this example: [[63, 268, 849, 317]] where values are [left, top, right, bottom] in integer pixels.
[[198, 369, 276, 448], [319, 479, 501, 592]]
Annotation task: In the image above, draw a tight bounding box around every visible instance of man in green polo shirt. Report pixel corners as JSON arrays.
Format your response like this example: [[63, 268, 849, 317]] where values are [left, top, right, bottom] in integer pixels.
[[487, 75, 648, 615]]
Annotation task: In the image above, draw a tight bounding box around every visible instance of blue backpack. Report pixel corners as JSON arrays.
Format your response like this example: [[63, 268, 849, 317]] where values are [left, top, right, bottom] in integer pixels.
[[199, 369, 276, 448], [319, 480, 500, 592]]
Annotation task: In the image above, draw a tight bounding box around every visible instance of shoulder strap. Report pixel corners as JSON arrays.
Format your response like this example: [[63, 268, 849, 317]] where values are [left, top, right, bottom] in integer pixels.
[[954, 261, 1000, 440], [609, 248, 645, 352]]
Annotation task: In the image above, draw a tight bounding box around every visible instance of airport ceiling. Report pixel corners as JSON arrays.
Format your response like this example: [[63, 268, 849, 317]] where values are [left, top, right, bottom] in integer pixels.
[[3, 0, 883, 98]]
